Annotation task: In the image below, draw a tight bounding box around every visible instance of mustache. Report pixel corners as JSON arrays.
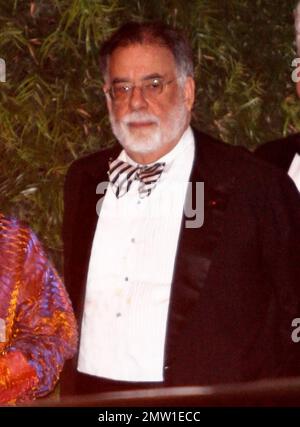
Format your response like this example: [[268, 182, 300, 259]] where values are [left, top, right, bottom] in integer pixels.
[[122, 112, 160, 126]]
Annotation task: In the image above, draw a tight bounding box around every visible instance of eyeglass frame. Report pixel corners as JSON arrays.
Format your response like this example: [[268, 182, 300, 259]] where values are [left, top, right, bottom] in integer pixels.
[[104, 75, 177, 102]]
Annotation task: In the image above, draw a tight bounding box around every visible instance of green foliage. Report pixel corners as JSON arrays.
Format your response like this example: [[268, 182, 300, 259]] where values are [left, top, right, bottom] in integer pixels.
[[0, 0, 299, 269]]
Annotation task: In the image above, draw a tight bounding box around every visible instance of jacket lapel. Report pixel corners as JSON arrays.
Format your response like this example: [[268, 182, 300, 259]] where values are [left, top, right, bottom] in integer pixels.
[[164, 130, 236, 364]]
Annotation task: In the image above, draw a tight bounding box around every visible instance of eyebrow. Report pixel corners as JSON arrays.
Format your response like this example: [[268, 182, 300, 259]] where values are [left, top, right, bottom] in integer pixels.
[[111, 73, 164, 84], [142, 73, 164, 81]]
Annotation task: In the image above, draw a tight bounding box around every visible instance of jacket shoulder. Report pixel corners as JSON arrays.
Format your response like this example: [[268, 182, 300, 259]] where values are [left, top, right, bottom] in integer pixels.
[[256, 133, 300, 154], [255, 133, 300, 170], [193, 128, 262, 180], [192, 128, 297, 194]]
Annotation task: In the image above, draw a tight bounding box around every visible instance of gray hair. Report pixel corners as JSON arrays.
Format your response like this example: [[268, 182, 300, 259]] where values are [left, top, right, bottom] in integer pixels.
[[99, 21, 194, 81]]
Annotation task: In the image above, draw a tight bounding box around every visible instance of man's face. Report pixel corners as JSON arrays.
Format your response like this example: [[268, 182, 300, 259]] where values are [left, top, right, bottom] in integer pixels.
[[104, 43, 195, 160]]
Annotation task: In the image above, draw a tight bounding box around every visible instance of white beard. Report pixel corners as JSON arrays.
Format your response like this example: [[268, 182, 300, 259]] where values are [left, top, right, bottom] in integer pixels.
[[109, 99, 189, 155]]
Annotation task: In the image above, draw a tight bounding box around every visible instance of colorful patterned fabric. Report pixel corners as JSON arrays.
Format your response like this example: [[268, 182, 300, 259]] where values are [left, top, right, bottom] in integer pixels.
[[0, 214, 77, 403]]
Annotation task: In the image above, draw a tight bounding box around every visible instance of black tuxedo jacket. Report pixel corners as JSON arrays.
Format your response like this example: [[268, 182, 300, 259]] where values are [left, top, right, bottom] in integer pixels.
[[62, 128, 300, 395], [255, 133, 300, 172]]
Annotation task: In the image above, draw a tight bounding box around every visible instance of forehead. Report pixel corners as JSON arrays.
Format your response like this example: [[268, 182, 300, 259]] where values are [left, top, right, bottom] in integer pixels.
[[107, 43, 177, 81]]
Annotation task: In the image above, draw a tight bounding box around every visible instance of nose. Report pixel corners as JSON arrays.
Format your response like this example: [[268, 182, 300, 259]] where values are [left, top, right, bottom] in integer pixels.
[[128, 85, 148, 110]]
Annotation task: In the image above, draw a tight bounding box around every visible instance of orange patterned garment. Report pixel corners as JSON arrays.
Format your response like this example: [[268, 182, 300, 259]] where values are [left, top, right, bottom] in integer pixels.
[[0, 214, 77, 403]]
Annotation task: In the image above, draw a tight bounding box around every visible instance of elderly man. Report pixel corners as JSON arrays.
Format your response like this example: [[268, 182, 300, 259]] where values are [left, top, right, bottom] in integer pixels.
[[255, 2, 300, 191], [0, 213, 77, 403], [62, 22, 300, 396]]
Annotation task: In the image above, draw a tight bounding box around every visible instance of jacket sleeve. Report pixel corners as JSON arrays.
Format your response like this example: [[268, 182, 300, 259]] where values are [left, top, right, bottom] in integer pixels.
[[259, 171, 300, 376], [62, 159, 83, 297], [0, 227, 78, 403]]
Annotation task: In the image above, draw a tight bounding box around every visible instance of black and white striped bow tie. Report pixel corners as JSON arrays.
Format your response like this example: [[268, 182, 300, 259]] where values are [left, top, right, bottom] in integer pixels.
[[108, 158, 166, 198]]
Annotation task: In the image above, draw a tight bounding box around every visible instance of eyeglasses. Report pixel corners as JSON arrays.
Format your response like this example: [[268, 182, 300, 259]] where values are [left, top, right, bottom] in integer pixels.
[[106, 77, 175, 102]]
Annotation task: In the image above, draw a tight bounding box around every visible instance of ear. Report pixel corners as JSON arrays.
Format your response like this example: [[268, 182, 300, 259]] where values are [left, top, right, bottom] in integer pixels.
[[103, 83, 112, 111], [183, 77, 195, 111], [296, 81, 300, 99]]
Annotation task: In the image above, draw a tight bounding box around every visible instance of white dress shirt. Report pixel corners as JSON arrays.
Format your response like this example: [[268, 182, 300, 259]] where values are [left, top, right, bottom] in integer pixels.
[[78, 126, 195, 382], [288, 153, 300, 192]]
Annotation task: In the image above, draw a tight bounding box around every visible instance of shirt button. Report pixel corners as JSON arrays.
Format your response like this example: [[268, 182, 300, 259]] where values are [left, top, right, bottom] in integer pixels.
[[124, 277, 129, 282], [131, 238, 135, 243], [116, 312, 122, 318], [137, 200, 141, 204]]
